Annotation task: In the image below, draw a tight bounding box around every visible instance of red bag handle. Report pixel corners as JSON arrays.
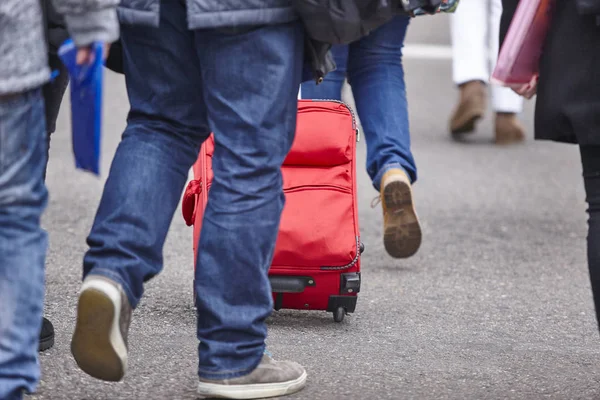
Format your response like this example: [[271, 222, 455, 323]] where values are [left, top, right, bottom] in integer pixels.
[[182, 179, 202, 227]]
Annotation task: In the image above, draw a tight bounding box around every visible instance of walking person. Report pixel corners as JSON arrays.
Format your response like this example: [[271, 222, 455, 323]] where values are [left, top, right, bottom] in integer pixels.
[[450, 0, 526, 144], [37, 0, 71, 353], [501, 0, 600, 333], [301, 15, 423, 259], [69, 1, 308, 398], [0, 0, 118, 398]]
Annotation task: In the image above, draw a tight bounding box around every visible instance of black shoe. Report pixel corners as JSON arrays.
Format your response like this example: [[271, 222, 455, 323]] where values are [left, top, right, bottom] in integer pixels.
[[39, 317, 55, 352]]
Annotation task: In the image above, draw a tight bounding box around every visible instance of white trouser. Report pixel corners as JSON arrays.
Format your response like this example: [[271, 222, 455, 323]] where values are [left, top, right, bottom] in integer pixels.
[[450, 0, 523, 113]]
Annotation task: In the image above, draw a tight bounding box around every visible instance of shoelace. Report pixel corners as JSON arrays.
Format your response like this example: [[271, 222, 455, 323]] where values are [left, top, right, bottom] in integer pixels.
[[371, 196, 381, 208]]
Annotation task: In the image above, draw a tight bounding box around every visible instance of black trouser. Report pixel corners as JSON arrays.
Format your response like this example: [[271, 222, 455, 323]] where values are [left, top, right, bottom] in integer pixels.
[[580, 145, 600, 331], [41, 53, 69, 179]]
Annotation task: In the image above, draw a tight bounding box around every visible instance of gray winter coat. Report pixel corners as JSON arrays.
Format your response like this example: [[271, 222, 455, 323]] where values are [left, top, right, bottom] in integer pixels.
[[117, 0, 297, 29], [0, 0, 119, 95]]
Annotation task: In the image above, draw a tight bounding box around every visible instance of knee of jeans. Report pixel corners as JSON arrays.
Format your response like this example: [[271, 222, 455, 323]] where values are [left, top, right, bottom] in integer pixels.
[[210, 166, 284, 212], [123, 119, 210, 165], [349, 41, 405, 68], [0, 159, 48, 213]]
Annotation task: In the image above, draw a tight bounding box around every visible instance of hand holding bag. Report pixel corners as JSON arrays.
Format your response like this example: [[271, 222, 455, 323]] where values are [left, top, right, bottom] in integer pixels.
[[492, 0, 555, 88]]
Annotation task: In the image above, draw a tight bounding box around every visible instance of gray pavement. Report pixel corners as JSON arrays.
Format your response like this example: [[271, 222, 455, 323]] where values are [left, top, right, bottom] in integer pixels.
[[35, 16, 600, 400]]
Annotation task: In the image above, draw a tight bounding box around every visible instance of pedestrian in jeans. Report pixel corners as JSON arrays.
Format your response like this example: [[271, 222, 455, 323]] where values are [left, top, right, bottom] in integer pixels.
[[0, 1, 119, 398], [301, 15, 423, 259], [69, 1, 307, 398]]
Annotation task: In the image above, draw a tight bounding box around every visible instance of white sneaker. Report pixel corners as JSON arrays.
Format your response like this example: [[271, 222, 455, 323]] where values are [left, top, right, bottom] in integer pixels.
[[71, 275, 132, 382]]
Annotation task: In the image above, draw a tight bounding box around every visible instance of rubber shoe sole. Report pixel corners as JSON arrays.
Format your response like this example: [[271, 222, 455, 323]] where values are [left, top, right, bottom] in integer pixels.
[[39, 318, 55, 352], [383, 179, 422, 258], [197, 370, 307, 399], [39, 334, 54, 352], [71, 279, 127, 382]]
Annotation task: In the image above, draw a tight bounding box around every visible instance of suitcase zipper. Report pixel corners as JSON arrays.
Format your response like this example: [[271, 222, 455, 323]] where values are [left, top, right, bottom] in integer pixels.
[[300, 100, 360, 269], [284, 184, 351, 194], [309, 99, 360, 142]]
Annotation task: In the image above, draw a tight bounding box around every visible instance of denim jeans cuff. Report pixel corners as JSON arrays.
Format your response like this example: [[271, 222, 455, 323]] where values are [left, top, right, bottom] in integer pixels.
[[373, 163, 414, 191], [86, 268, 139, 309], [197, 346, 265, 380]]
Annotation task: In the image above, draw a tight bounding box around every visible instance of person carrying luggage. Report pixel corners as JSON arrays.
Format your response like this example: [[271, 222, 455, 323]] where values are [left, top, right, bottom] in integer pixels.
[[69, 1, 308, 399]]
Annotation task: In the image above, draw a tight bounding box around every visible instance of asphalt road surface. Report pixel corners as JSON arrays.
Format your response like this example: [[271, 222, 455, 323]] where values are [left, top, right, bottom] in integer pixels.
[[35, 16, 600, 400]]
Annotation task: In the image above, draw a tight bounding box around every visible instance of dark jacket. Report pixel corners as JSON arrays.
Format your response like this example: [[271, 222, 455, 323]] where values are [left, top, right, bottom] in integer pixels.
[[43, 1, 70, 55], [575, 0, 600, 16], [42, 2, 71, 135], [295, 0, 442, 45], [501, 0, 600, 145]]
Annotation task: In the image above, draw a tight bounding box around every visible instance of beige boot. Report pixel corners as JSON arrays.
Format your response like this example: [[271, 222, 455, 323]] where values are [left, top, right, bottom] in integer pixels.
[[495, 112, 525, 145], [449, 80, 487, 135], [380, 169, 422, 259]]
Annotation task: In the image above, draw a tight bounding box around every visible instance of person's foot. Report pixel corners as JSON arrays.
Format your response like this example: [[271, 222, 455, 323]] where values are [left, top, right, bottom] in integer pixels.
[[39, 317, 55, 352], [449, 80, 487, 135], [380, 168, 422, 258], [495, 112, 525, 144], [197, 354, 307, 399], [71, 275, 131, 382]]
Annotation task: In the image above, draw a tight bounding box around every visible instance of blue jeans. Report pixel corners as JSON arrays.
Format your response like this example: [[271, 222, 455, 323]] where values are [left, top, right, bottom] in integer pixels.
[[301, 16, 416, 189], [82, 1, 304, 380], [0, 89, 49, 400]]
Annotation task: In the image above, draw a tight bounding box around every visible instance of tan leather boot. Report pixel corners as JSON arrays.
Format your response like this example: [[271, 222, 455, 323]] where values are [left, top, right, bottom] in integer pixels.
[[449, 80, 487, 135], [495, 112, 525, 145], [380, 169, 422, 259]]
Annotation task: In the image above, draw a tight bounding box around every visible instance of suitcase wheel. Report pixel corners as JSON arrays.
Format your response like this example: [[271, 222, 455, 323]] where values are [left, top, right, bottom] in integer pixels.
[[333, 307, 346, 323]]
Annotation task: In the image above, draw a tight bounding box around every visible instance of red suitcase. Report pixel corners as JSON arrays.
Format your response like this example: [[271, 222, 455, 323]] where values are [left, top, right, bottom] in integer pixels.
[[182, 100, 363, 322]]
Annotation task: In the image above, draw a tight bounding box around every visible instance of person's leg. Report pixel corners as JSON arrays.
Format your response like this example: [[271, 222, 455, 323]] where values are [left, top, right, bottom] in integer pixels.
[[449, 0, 489, 134], [489, 0, 526, 144], [71, 1, 210, 382], [38, 53, 69, 353], [193, 22, 306, 397], [450, 0, 489, 85], [0, 89, 49, 400], [300, 45, 348, 100], [346, 15, 421, 259], [347, 15, 415, 187], [580, 146, 600, 333]]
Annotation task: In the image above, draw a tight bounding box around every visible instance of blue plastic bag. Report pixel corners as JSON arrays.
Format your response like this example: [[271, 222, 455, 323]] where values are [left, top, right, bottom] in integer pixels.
[[58, 39, 104, 175]]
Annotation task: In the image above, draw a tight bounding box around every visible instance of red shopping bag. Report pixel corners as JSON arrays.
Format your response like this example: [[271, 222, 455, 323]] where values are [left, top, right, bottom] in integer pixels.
[[491, 0, 555, 88]]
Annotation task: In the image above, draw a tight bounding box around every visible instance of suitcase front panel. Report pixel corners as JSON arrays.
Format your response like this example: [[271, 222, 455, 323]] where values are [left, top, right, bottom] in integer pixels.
[[272, 183, 357, 269]]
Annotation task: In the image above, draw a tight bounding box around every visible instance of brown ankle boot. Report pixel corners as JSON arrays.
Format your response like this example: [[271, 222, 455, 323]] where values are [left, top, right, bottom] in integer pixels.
[[495, 112, 525, 145], [380, 169, 422, 259], [449, 80, 487, 135]]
